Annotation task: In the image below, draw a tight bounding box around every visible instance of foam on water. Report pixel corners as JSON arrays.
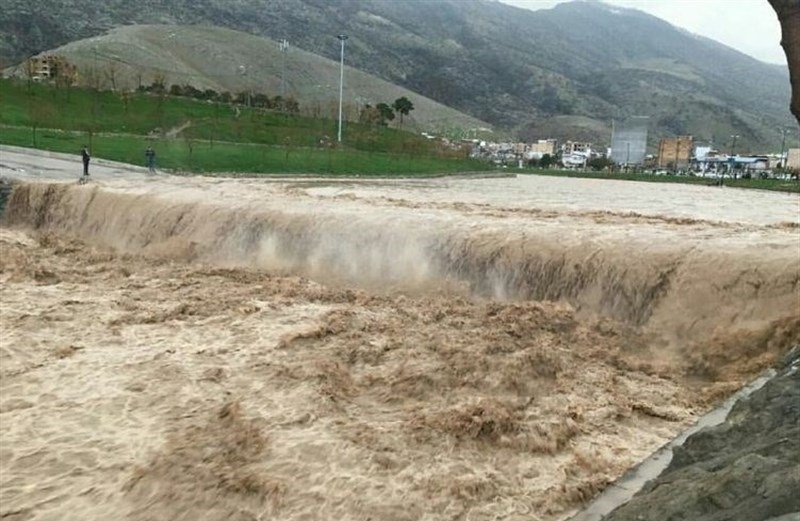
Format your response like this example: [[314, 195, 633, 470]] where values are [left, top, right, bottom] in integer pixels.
[[3, 177, 798, 347], [1, 149, 799, 521]]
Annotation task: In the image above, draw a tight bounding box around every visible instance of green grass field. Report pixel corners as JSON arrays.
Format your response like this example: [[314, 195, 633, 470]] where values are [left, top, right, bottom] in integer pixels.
[[2, 79, 798, 191], [0, 79, 482, 175], [0, 126, 483, 175]]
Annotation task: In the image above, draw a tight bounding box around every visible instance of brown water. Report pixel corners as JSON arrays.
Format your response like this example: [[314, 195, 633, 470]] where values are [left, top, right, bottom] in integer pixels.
[[1, 147, 799, 521], [301, 175, 800, 226]]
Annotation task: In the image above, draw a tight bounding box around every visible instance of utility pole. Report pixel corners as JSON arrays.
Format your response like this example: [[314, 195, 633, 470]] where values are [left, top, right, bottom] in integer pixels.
[[91, 45, 99, 151], [724, 134, 739, 186], [279, 39, 289, 99], [337, 34, 348, 143], [779, 127, 788, 169], [239, 65, 250, 107], [626, 142, 630, 169], [611, 118, 616, 166]]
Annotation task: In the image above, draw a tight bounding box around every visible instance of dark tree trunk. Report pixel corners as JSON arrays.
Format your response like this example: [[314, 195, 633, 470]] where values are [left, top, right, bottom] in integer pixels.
[[769, 0, 800, 126]]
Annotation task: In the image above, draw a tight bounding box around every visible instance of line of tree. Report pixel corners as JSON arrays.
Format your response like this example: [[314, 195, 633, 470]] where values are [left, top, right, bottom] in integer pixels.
[[526, 153, 554, 168], [358, 96, 415, 126], [586, 156, 615, 171], [138, 78, 299, 112], [524, 154, 615, 171]]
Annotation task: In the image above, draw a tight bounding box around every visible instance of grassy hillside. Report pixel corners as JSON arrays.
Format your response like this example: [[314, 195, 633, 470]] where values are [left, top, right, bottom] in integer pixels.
[[0, 0, 794, 151], [4, 25, 492, 136], [0, 79, 485, 175]]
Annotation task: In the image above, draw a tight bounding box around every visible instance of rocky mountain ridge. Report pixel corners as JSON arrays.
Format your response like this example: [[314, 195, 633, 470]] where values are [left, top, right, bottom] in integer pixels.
[[0, 0, 793, 149]]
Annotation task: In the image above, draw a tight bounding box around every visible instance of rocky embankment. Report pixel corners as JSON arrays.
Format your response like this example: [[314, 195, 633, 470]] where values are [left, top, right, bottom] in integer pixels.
[[603, 346, 800, 521]]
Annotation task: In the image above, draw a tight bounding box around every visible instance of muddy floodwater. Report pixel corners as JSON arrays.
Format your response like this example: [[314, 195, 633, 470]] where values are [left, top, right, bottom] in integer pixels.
[[1, 146, 799, 521]]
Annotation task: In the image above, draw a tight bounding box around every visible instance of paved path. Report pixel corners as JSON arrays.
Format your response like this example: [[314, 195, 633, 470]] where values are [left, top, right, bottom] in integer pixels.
[[1, 145, 153, 183]]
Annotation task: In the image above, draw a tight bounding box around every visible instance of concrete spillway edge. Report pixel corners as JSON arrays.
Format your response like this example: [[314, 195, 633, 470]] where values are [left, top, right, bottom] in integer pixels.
[[568, 365, 780, 521]]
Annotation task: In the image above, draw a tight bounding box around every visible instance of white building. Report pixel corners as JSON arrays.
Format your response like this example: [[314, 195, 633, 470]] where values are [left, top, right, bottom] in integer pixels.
[[787, 148, 800, 170]]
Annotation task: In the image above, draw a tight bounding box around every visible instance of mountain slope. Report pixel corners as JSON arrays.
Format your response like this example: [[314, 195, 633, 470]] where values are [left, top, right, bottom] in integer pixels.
[[5, 24, 489, 132], [0, 0, 793, 150]]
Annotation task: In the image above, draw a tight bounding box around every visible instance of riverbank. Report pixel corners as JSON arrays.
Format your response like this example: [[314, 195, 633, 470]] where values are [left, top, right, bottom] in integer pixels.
[[521, 169, 800, 193], [600, 347, 800, 521]]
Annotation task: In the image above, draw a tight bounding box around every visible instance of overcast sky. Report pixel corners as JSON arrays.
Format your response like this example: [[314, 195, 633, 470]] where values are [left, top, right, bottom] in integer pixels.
[[499, 0, 786, 66]]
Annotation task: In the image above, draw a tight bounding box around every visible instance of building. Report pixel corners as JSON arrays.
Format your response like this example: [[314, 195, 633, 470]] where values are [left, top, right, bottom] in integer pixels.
[[734, 156, 770, 171], [767, 154, 785, 170], [787, 148, 800, 170], [525, 139, 558, 159], [562, 154, 589, 168], [657, 136, 694, 169], [694, 146, 714, 160], [509, 140, 558, 157], [610, 116, 649, 165], [23, 55, 77, 83], [562, 141, 592, 156]]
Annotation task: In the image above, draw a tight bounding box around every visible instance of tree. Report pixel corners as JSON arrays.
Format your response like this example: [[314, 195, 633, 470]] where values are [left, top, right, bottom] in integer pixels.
[[54, 59, 78, 90], [150, 74, 166, 95], [359, 104, 382, 125], [539, 153, 554, 169], [183, 84, 202, 99], [587, 156, 614, 171], [28, 94, 55, 148], [769, 0, 800, 125], [103, 62, 119, 91], [376, 103, 395, 126], [252, 93, 271, 108], [150, 75, 168, 130], [120, 91, 131, 114], [22, 58, 37, 88], [283, 97, 299, 114], [82, 66, 102, 91], [392, 96, 414, 125]]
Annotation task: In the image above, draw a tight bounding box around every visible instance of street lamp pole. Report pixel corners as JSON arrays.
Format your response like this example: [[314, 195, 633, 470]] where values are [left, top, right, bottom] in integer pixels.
[[239, 65, 250, 107], [626, 142, 630, 170], [91, 45, 99, 151], [779, 128, 788, 169], [280, 39, 289, 99], [337, 34, 348, 143], [724, 134, 739, 185]]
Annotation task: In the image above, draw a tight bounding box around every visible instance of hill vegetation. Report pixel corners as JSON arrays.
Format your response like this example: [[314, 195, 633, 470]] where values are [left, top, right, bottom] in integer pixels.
[[0, 0, 794, 151], [0, 78, 484, 175], [3, 78, 796, 191], [3, 24, 491, 136]]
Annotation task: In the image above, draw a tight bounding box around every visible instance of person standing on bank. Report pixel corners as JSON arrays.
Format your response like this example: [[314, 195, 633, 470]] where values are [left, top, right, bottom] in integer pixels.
[[145, 146, 156, 173], [81, 146, 90, 178]]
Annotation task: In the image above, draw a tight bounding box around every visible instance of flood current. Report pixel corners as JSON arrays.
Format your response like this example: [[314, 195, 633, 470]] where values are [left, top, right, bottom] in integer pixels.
[[1, 145, 798, 521], [3, 146, 798, 343]]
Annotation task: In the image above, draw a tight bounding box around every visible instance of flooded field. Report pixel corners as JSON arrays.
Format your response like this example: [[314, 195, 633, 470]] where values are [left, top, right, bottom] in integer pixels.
[[1, 147, 799, 520]]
